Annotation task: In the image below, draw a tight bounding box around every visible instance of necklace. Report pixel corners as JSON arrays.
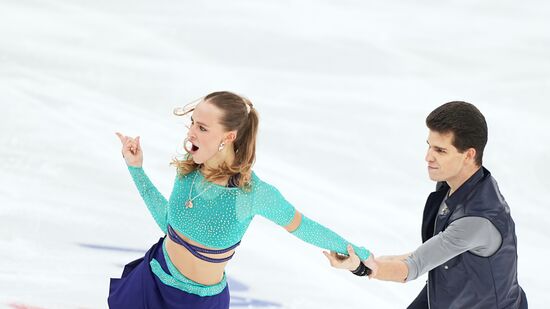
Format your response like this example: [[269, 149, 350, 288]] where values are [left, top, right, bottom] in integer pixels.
[[185, 171, 214, 209]]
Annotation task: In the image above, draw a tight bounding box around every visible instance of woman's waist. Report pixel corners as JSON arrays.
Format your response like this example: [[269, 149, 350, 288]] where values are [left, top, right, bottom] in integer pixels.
[[146, 238, 228, 296], [164, 236, 232, 285]]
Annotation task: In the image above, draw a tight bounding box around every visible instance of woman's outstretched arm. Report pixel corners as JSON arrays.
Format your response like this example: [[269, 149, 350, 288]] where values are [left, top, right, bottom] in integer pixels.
[[116, 132, 168, 233], [253, 178, 371, 261]]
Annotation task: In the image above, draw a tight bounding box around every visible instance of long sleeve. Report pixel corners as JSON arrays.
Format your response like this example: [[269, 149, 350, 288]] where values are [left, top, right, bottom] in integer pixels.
[[291, 215, 370, 260], [127, 166, 169, 233], [404, 216, 502, 281], [252, 178, 370, 260]]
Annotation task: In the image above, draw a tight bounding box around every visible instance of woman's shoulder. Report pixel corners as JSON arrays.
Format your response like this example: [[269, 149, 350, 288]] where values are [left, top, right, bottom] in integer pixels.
[[249, 171, 281, 194], [249, 170, 267, 187], [250, 170, 260, 182]]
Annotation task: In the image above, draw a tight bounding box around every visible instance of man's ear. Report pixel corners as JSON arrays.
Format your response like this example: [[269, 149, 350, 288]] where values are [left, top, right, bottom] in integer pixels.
[[465, 148, 477, 163]]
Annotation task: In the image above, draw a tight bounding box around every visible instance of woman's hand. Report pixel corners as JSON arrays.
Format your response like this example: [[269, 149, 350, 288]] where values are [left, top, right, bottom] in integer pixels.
[[323, 245, 362, 271], [115, 132, 143, 167], [323, 245, 379, 278]]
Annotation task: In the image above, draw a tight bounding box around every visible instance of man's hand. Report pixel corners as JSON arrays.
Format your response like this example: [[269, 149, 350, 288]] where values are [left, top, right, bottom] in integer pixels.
[[363, 253, 378, 278]]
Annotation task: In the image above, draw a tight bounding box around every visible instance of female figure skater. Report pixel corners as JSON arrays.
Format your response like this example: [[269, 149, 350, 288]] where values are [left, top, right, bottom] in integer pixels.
[[109, 91, 374, 308]]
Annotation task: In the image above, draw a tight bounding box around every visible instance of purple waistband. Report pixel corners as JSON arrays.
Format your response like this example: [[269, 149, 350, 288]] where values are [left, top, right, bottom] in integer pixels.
[[167, 225, 240, 263]]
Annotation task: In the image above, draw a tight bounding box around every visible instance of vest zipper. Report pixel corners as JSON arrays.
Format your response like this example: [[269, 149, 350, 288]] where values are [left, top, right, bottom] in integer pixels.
[[427, 280, 431, 309], [427, 203, 440, 309]]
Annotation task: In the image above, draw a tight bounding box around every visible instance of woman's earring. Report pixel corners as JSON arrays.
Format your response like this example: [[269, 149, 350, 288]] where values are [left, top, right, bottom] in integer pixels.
[[218, 142, 225, 152]]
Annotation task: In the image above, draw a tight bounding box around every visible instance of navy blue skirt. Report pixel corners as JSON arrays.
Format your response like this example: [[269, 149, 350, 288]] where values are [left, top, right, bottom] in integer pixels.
[[108, 237, 230, 309]]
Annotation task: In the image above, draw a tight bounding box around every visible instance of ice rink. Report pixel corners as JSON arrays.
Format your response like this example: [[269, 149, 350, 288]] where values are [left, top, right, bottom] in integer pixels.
[[1, 1, 549, 308]]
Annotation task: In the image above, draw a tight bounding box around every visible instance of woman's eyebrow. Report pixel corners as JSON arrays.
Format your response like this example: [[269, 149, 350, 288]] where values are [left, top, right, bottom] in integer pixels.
[[191, 117, 209, 127]]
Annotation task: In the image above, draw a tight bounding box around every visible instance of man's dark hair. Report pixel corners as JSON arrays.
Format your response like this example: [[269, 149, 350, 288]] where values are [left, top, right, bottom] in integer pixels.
[[426, 101, 488, 166]]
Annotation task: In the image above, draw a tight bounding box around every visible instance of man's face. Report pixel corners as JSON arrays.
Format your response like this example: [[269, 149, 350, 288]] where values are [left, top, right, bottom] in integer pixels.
[[425, 130, 469, 185]]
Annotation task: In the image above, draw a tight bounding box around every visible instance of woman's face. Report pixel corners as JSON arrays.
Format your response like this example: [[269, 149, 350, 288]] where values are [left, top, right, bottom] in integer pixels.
[[186, 101, 232, 164]]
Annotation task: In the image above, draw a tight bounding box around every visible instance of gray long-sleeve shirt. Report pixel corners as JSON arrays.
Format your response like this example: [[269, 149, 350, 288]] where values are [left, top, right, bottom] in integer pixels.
[[404, 194, 502, 282]]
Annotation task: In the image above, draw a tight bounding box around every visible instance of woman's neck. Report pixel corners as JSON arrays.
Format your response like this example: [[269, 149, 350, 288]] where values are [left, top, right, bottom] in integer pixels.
[[204, 144, 235, 170], [200, 144, 235, 186]]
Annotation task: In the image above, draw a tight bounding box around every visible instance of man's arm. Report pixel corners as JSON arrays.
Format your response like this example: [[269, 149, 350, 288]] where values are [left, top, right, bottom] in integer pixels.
[[378, 253, 412, 261], [372, 253, 412, 282], [374, 258, 409, 282], [323, 216, 501, 283], [402, 216, 501, 282]]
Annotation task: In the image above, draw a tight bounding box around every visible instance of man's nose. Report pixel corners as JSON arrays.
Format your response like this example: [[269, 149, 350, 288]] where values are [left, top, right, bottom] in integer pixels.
[[425, 149, 434, 162]]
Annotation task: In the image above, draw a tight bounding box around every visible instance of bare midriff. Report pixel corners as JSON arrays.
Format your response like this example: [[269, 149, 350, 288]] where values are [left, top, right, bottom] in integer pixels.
[[164, 210, 301, 286], [164, 230, 234, 286]]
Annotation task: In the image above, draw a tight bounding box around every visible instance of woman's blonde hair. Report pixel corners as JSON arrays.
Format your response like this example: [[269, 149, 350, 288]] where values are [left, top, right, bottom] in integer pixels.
[[171, 91, 258, 189]]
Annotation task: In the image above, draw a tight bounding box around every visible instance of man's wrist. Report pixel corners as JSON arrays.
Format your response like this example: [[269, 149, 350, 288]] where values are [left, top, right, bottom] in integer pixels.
[[350, 261, 371, 276]]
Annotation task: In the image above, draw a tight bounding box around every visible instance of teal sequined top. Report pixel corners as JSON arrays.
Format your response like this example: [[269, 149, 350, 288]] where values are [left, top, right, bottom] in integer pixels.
[[127, 166, 369, 294]]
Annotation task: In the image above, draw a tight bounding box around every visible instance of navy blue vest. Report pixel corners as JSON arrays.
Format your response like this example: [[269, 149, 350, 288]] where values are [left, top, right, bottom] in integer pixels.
[[416, 167, 524, 309]]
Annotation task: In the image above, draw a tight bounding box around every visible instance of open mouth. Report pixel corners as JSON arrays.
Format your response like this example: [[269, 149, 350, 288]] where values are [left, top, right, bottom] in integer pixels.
[[184, 139, 200, 154]]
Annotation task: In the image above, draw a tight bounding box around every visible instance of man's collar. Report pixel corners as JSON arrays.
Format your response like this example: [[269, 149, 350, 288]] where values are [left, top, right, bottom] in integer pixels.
[[442, 167, 487, 208]]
